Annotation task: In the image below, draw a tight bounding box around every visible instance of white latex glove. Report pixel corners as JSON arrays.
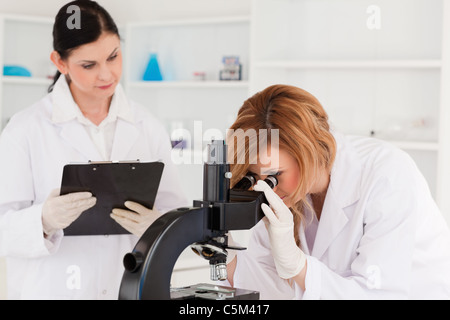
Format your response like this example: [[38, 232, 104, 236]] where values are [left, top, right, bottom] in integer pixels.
[[42, 189, 97, 236], [110, 201, 161, 237], [253, 180, 306, 279]]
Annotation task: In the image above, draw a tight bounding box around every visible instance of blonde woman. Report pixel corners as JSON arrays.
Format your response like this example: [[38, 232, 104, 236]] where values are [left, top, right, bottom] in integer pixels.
[[225, 84, 450, 299]]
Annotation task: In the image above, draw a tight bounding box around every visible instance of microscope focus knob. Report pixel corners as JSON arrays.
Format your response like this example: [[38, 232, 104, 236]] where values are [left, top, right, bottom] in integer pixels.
[[123, 252, 144, 273]]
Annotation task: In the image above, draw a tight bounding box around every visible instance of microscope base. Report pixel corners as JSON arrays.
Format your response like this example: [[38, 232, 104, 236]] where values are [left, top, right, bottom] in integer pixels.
[[171, 283, 259, 300]]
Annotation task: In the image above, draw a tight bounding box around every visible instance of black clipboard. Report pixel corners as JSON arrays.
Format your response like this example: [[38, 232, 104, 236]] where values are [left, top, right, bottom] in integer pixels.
[[60, 161, 164, 236]]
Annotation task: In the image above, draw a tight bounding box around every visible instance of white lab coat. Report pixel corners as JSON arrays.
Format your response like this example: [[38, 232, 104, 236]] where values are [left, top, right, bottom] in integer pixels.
[[0, 77, 188, 299], [231, 133, 450, 300]]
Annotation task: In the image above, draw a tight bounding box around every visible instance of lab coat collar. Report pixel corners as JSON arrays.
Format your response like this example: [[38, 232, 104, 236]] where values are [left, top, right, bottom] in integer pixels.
[[328, 132, 362, 208], [50, 76, 81, 124], [56, 117, 140, 161], [50, 76, 135, 125], [50, 76, 139, 161], [308, 132, 362, 259], [110, 119, 139, 160], [111, 83, 135, 124]]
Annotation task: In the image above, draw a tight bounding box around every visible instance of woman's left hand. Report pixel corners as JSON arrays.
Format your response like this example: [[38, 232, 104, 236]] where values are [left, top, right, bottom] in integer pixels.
[[254, 180, 306, 280], [110, 201, 161, 237]]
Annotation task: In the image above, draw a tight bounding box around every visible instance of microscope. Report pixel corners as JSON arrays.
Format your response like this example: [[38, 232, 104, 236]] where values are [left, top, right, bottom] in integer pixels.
[[118, 140, 277, 300]]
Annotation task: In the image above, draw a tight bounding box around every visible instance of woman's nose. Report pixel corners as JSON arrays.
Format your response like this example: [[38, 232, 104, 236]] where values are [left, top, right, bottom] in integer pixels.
[[98, 64, 112, 81]]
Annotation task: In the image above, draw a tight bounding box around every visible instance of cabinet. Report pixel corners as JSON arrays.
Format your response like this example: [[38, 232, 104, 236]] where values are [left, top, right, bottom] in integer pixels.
[[250, 0, 450, 223], [124, 16, 250, 129], [0, 15, 53, 129], [124, 16, 251, 202], [0, 15, 54, 300], [123, 17, 251, 286]]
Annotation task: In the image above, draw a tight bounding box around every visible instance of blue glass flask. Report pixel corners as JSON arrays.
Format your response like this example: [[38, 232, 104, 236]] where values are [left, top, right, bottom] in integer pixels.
[[143, 53, 163, 81]]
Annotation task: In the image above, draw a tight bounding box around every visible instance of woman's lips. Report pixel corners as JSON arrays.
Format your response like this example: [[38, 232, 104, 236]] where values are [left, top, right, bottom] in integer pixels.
[[98, 83, 113, 90]]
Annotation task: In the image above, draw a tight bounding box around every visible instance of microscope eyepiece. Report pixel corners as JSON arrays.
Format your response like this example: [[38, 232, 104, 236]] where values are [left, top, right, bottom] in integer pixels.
[[264, 175, 278, 189], [233, 173, 278, 190], [233, 174, 256, 190]]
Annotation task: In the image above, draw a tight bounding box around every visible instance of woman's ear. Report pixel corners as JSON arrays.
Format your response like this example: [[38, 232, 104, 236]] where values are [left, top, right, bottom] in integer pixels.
[[50, 51, 68, 75]]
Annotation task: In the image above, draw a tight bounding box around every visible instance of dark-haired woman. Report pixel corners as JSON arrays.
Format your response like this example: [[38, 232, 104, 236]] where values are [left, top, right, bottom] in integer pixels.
[[0, 1, 187, 299]]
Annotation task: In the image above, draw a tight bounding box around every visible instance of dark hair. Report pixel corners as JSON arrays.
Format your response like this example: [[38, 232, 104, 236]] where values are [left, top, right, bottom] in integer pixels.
[[48, 0, 120, 92]]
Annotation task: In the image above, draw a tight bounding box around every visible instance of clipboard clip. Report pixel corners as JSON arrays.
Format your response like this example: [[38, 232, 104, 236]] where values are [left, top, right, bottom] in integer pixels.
[[88, 160, 141, 164], [88, 160, 141, 171]]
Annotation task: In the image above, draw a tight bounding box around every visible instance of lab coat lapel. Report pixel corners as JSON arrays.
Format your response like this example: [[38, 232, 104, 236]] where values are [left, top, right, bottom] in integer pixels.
[[110, 119, 139, 160], [58, 121, 102, 161], [109, 84, 140, 160], [51, 76, 102, 161], [310, 132, 362, 260], [311, 187, 349, 259]]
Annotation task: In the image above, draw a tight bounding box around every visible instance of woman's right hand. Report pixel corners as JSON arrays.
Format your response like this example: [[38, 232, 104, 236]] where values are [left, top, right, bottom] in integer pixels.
[[42, 189, 97, 236], [254, 180, 306, 280]]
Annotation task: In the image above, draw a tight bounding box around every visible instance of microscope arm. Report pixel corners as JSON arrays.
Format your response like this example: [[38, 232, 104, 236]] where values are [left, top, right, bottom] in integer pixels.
[[119, 206, 211, 300], [119, 190, 267, 300]]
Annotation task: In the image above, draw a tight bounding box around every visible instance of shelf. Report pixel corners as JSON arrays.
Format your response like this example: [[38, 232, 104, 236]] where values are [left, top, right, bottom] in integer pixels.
[[1, 76, 52, 86], [253, 60, 443, 69], [128, 80, 249, 89]]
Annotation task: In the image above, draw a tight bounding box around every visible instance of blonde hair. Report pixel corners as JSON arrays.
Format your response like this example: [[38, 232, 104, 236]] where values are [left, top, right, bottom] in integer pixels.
[[227, 84, 336, 248]]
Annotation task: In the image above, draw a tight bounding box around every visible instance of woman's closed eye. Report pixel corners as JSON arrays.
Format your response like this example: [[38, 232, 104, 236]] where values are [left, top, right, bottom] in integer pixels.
[[107, 54, 118, 61], [82, 63, 95, 69]]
